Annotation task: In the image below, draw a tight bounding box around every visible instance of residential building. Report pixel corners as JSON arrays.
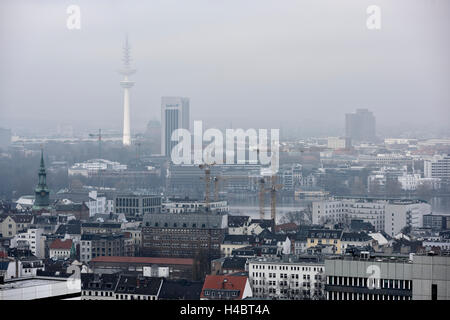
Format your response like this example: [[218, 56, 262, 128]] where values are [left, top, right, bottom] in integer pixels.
[[80, 233, 133, 263], [221, 235, 256, 257], [0, 214, 34, 238], [81, 273, 162, 300], [88, 190, 110, 217], [340, 232, 372, 252], [11, 228, 46, 259], [200, 274, 252, 300], [49, 239, 73, 260], [81, 222, 122, 235], [307, 229, 343, 254], [158, 279, 203, 300], [248, 255, 325, 300]]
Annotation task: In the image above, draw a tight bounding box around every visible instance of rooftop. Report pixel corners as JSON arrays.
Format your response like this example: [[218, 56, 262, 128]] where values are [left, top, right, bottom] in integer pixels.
[[49, 239, 73, 250], [90, 256, 194, 266]]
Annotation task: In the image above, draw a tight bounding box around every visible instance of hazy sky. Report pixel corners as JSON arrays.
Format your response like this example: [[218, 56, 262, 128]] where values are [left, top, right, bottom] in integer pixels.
[[0, 0, 449, 136]]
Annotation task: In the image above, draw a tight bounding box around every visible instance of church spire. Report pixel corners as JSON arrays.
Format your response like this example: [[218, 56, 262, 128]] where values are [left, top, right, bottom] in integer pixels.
[[39, 147, 46, 175], [33, 146, 50, 211]]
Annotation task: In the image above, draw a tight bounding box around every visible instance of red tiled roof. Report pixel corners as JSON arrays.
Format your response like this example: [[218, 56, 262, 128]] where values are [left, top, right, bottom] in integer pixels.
[[275, 222, 298, 232], [49, 239, 73, 250], [90, 256, 194, 265], [201, 275, 248, 299]]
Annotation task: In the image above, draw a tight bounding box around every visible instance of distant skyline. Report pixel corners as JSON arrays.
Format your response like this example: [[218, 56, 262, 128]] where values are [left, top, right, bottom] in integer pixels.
[[0, 0, 449, 137]]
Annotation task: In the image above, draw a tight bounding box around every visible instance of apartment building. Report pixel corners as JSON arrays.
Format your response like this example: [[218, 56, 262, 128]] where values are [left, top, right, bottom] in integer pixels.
[[248, 255, 325, 300]]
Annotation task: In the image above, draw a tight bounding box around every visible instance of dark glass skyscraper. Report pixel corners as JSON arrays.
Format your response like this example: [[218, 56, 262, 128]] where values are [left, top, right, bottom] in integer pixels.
[[161, 97, 190, 157]]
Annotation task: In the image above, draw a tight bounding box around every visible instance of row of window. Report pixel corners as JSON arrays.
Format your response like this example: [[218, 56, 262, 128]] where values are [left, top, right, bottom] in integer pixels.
[[203, 290, 239, 297], [82, 291, 156, 300], [252, 272, 320, 280], [251, 264, 323, 272], [328, 291, 411, 300], [327, 276, 412, 290]]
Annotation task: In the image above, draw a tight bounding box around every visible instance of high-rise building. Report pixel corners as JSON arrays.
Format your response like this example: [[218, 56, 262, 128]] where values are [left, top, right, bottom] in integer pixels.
[[118, 35, 136, 146], [161, 96, 190, 157], [0, 127, 11, 150], [345, 109, 376, 142]]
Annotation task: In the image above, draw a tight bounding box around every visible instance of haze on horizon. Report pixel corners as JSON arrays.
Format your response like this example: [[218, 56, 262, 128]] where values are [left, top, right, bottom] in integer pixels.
[[0, 0, 449, 138]]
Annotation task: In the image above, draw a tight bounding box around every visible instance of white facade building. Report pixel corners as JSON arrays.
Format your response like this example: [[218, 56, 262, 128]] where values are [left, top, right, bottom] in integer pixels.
[[312, 198, 431, 236], [68, 159, 127, 177], [161, 199, 228, 214], [384, 201, 431, 237], [248, 256, 325, 299], [87, 191, 110, 217], [397, 174, 441, 191], [424, 154, 450, 180], [327, 137, 351, 150], [11, 228, 46, 259]]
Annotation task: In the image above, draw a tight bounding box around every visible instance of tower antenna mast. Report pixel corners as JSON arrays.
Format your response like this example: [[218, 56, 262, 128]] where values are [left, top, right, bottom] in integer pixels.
[[118, 34, 136, 146]]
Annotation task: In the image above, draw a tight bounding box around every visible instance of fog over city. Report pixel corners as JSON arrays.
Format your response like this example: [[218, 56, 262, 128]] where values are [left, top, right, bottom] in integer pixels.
[[2, 1, 450, 306], [0, 0, 449, 137]]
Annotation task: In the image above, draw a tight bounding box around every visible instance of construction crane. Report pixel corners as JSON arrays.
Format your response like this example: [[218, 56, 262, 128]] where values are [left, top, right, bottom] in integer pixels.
[[258, 177, 266, 220], [213, 176, 220, 202], [257, 145, 282, 222], [89, 129, 121, 159], [212, 175, 229, 202], [199, 162, 216, 210], [269, 174, 283, 223]]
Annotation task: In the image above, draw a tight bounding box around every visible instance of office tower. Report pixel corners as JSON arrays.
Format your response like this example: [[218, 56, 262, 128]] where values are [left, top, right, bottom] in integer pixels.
[[118, 35, 136, 146], [0, 127, 11, 150], [161, 96, 190, 157], [345, 108, 376, 142]]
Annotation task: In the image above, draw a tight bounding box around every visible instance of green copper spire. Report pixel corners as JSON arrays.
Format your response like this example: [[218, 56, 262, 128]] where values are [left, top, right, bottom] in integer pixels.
[[33, 147, 51, 211]]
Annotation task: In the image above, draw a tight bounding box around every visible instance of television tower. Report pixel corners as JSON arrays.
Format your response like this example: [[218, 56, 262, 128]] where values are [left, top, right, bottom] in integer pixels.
[[118, 35, 136, 146]]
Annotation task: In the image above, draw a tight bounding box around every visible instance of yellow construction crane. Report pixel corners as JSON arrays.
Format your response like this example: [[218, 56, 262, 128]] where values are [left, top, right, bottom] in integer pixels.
[[269, 174, 283, 223], [258, 177, 266, 220], [212, 175, 228, 202]]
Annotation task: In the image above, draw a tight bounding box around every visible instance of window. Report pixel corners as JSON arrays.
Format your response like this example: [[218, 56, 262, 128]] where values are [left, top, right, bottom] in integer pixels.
[[432, 284, 437, 300]]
